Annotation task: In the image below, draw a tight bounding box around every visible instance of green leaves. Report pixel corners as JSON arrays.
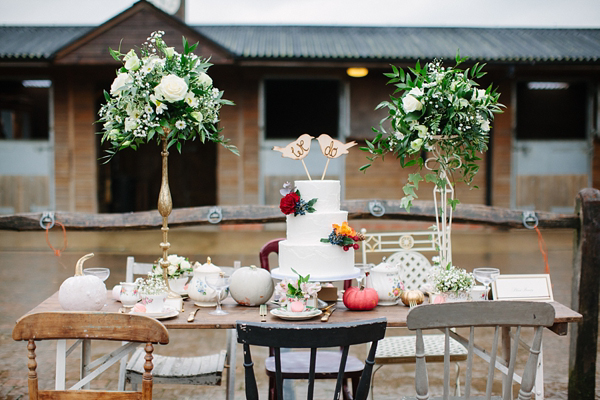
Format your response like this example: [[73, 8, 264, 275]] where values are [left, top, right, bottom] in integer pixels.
[[360, 52, 504, 213]]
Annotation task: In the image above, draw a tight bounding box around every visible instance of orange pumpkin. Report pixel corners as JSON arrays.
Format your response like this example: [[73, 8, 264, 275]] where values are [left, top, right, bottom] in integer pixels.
[[343, 286, 379, 311]]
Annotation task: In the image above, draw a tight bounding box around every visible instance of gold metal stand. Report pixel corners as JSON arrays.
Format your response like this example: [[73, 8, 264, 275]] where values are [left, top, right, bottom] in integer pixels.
[[158, 131, 180, 299]]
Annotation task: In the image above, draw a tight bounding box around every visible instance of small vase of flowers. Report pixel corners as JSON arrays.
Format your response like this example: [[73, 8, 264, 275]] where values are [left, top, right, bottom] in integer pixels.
[[135, 273, 168, 313], [152, 254, 193, 294], [428, 261, 475, 304], [274, 269, 321, 312]]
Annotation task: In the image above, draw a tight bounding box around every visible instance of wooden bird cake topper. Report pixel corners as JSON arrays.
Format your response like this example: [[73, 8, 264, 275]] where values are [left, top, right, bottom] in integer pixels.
[[272, 134, 314, 180], [316, 134, 357, 180]]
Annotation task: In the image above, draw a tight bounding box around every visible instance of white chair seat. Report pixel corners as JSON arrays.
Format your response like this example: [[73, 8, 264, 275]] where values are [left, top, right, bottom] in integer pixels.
[[126, 347, 226, 386], [375, 334, 468, 364]]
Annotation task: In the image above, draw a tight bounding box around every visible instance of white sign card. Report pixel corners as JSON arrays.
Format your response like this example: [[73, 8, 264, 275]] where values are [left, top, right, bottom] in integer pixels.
[[492, 274, 553, 302]]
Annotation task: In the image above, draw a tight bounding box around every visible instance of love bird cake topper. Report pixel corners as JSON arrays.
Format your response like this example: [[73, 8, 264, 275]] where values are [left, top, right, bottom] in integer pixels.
[[272, 134, 357, 180]]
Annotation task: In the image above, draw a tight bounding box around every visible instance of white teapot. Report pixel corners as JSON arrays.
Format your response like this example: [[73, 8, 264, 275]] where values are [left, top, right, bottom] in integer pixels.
[[370, 259, 404, 306], [187, 257, 227, 307]]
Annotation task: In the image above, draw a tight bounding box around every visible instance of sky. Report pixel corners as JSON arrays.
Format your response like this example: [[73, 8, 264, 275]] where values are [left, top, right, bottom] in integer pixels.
[[1, 0, 600, 28]]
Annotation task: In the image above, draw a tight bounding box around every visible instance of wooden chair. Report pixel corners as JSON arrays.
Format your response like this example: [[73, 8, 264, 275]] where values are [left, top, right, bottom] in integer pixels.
[[360, 229, 468, 396], [237, 318, 387, 400], [403, 301, 555, 400], [260, 238, 360, 400], [12, 311, 169, 399], [122, 256, 229, 393]]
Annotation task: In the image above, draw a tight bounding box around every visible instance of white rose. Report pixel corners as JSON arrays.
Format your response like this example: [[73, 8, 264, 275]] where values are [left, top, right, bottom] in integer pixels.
[[415, 125, 428, 138], [124, 49, 140, 71], [480, 119, 490, 132], [472, 89, 487, 102], [155, 74, 188, 102], [124, 117, 137, 132], [197, 72, 213, 88], [110, 73, 133, 96], [408, 87, 423, 97], [410, 138, 423, 152], [191, 111, 204, 123], [402, 94, 423, 113], [167, 265, 178, 276], [164, 47, 175, 59], [180, 259, 191, 269], [167, 254, 180, 265]]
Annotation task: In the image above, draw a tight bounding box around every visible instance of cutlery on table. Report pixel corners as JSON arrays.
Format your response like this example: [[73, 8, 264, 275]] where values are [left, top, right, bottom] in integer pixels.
[[321, 307, 336, 322], [187, 308, 199, 323], [260, 304, 267, 322]]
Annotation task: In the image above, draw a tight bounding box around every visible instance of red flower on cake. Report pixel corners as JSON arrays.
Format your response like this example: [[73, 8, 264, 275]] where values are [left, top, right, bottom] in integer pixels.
[[280, 192, 300, 215]]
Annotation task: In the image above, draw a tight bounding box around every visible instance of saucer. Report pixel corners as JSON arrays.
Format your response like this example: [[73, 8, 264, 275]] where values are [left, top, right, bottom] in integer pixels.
[[130, 306, 179, 320], [270, 307, 323, 321]]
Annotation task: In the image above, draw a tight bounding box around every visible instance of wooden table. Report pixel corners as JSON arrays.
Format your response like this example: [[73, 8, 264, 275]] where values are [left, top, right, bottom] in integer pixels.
[[24, 292, 582, 399]]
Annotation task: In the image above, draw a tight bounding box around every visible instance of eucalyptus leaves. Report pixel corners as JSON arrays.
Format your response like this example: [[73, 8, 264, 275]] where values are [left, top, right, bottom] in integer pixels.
[[361, 52, 503, 211], [97, 31, 238, 162]]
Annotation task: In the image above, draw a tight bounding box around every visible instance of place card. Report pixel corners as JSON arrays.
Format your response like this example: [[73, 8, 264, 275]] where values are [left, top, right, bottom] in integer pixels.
[[492, 274, 553, 302]]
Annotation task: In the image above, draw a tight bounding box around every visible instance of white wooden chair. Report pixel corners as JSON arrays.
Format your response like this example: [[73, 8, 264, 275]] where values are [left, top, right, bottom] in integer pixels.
[[360, 229, 468, 397], [120, 256, 233, 398], [402, 301, 555, 400]]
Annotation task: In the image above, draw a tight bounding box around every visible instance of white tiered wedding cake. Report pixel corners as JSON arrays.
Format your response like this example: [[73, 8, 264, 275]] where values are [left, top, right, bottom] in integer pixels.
[[277, 180, 357, 281]]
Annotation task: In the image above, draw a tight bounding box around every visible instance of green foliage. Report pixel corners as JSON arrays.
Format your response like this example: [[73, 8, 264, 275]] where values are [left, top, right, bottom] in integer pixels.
[[96, 31, 237, 163], [361, 53, 504, 211]]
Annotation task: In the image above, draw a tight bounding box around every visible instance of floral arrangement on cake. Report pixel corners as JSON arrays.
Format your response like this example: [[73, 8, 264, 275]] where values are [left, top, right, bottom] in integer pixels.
[[274, 268, 321, 304], [321, 222, 364, 251], [97, 30, 238, 161], [428, 261, 474, 293], [152, 254, 193, 279], [135, 272, 168, 296], [279, 182, 317, 216], [361, 53, 503, 211]]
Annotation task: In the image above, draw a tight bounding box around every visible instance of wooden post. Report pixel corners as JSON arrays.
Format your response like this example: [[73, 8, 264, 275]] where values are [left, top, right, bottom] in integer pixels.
[[569, 188, 600, 399]]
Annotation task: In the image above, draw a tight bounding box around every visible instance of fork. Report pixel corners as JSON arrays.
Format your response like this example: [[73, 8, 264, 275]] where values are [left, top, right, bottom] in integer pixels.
[[259, 304, 267, 322], [409, 299, 418, 309]]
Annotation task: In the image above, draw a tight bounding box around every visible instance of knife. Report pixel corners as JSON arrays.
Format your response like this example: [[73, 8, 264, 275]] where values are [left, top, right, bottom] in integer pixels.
[[321, 307, 336, 322]]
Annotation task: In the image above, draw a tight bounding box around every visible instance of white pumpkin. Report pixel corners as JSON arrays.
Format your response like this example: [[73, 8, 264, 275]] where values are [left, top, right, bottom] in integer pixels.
[[59, 253, 106, 311], [229, 265, 274, 306]]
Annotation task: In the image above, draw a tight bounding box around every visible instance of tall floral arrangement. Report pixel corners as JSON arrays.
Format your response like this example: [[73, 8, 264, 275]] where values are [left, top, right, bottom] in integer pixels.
[[361, 53, 503, 211], [97, 31, 238, 160]]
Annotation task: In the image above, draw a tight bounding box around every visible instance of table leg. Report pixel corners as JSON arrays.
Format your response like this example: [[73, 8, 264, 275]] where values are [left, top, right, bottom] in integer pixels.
[[81, 339, 91, 390], [226, 329, 236, 400], [55, 339, 66, 390]]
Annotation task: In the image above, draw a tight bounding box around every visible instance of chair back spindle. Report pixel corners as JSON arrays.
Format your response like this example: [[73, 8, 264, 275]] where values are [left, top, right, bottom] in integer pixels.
[[237, 318, 386, 400]]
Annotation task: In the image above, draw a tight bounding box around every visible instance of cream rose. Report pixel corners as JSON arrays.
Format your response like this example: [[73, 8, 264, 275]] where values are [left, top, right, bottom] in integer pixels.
[[197, 72, 213, 88], [410, 138, 423, 152], [402, 88, 424, 114], [415, 125, 428, 138], [124, 117, 137, 132], [191, 111, 204, 123], [164, 47, 175, 59], [110, 73, 133, 96], [155, 74, 188, 102]]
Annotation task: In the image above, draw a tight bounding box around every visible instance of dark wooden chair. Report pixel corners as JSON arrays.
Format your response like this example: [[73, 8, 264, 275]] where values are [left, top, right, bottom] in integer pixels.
[[259, 238, 358, 399], [403, 301, 555, 400], [12, 311, 169, 400], [237, 318, 387, 400]]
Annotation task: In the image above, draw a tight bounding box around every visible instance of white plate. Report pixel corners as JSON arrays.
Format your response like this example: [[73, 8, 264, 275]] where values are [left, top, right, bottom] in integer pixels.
[[270, 307, 323, 321], [130, 306, 179, 320]]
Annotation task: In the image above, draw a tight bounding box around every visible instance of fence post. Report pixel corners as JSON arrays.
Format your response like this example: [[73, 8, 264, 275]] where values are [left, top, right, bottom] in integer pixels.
[[569, 188, 600, 399]]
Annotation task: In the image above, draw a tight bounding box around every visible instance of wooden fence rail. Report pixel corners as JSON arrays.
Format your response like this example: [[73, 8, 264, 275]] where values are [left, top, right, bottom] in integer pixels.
[[0, 192, 596, 399], [0, 199, 580, 231]]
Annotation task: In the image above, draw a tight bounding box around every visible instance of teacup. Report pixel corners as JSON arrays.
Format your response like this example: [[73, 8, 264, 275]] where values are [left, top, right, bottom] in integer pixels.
[[119, 282, 139, 308], [143, 293, 167, 313]]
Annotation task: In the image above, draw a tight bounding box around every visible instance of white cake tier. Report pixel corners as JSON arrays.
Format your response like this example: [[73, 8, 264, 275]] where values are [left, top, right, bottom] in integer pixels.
[[286, 211, 347, 244], [278, 240, 355, 280], [295, 180, 339, 213]]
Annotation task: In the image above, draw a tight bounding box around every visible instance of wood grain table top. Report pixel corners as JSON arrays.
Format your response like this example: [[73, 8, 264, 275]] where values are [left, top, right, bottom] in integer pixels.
[[26, 291, 581, 335]]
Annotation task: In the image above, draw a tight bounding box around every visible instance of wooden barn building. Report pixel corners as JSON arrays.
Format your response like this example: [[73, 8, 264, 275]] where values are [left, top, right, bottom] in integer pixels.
[[1, 0, 600, 216]]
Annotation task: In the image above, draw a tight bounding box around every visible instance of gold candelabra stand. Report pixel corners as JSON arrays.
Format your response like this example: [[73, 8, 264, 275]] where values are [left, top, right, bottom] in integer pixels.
[[157, 130, 180, 299]]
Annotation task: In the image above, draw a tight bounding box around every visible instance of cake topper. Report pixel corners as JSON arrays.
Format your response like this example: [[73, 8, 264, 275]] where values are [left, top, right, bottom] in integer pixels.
[[272, 134, 314, 180], [316, 134, 357, 180]]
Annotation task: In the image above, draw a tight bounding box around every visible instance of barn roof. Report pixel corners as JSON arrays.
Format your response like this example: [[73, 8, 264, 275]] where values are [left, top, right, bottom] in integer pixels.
[[1, 24, 599, 63]]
